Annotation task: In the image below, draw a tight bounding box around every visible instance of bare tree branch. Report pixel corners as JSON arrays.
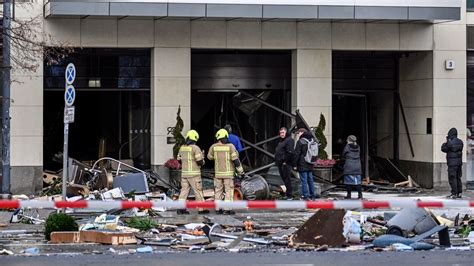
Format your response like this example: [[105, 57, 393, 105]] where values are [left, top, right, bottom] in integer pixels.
[[2, 9, 75, 74]]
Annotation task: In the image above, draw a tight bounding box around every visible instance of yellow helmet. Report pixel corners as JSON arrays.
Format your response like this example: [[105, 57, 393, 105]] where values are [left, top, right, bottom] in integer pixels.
[[215, 129, 229, 141], [185, 130, 199, 142]]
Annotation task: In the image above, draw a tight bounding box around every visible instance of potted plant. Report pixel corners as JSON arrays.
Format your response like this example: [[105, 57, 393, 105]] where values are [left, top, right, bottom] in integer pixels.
[[172, 106, 185, 159], [313, 113, 334, 182], [167, 106, 185, 188], [165, 158, 181, 188]]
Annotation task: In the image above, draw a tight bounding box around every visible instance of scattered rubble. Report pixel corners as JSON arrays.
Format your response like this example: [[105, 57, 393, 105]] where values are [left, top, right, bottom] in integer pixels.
[[1, 154, 474, 256]]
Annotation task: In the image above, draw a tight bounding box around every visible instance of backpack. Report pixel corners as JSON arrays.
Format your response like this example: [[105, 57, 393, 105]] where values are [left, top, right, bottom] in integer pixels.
[[302, 138, 319, 163]]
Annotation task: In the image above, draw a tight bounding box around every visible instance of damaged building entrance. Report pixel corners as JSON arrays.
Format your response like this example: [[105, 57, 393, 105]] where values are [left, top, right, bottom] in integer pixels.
[[332, 52, 409, 184], [43, 49, 151, 171], [191, 50, 292, 169]]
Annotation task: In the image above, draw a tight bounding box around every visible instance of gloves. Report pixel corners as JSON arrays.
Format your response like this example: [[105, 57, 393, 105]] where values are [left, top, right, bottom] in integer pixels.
[[236, 165, 245, 177]]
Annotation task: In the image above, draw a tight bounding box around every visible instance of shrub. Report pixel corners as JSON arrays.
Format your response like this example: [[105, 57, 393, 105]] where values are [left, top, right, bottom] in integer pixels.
[[44, 212, 78, 241], [125, 217, 158, 231], [172, 106, 185, 159], [314, 113, 328, 159]]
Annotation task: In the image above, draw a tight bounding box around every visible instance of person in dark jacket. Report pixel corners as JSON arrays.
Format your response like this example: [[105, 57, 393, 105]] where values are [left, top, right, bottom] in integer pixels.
[[275, 127, 295, 199], [343, 135, 363, 199], [441, 128, 464, 199], [293, 129, 317, 200]]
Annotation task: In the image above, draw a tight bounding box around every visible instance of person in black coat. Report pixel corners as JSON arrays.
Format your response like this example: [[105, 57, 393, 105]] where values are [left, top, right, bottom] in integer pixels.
[[441, 128, 464, 198], [293, 129, 317, 200], [343, 135, 363, 199], [275, 127, 295, 199]]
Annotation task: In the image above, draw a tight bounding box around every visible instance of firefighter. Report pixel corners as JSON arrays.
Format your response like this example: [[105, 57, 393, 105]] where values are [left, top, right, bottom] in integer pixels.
[[176, 129, 209, 215], [207, 129, 244, 215]]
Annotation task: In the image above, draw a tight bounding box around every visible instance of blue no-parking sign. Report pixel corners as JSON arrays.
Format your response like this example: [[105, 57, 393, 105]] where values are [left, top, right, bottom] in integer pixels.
[[65, 63, 76, 85], [64, 84, 76, 107]]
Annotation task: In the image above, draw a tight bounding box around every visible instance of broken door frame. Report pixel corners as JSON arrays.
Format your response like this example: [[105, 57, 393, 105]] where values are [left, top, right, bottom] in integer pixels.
[[214, 90, 317, 175]]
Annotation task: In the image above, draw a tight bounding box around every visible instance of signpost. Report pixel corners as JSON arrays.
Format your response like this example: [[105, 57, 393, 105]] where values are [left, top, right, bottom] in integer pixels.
[[62, 63, 76, 201]]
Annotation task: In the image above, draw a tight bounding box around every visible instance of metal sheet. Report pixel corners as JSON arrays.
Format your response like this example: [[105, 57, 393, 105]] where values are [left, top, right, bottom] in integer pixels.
[[207, 4, 263, 18], [408, 7, 460, 20], [318, 6, 354, 19], [47, 2, 109, 16], [355, 6, 408, 20], [168, 3, 206, 17], [112, 173, 149, 194], [45, 1, 461, 21], [110, 3, 167, 16], [263, 5, 318, 19]]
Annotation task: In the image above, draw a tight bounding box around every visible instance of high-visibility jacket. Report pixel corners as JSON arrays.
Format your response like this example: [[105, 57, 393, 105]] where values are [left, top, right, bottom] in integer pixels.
[[207, 143, 239, 178], [178, 144, 204, 177]]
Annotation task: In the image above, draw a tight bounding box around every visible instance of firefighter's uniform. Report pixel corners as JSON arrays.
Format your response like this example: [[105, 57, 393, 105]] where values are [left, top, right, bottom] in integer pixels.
[[207, 129, 244, 204], [177, 130, 206, 212]]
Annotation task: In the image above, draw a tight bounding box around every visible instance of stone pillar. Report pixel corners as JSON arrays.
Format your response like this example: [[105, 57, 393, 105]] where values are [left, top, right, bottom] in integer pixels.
[[9, 1, 44, 194], [151, 20, 191, 168], [432, 8, 467, 188], [398, 52, 434, 188], [291, 49, 332, 157]]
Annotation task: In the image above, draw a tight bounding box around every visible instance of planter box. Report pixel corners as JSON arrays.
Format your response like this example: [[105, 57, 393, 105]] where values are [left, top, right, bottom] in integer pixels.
[[313, 167, 333, 182]]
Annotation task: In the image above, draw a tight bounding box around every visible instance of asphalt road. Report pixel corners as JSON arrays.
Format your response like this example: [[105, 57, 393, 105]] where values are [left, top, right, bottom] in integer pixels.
[[2, 251, 474, 266]]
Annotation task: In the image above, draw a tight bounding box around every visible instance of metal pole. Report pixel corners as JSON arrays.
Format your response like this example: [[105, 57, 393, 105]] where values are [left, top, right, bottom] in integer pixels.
[[62, 122, 68, 200], [2, 0, 12, 196], [397, 93, 415, 157], [240, 91, 296, 119], [364, 97, 369, 179]]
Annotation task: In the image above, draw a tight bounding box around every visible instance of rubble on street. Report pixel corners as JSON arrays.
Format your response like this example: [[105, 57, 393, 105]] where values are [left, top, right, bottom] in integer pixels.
[[0, 156, 473, 257], [1, 190, 474, 256]]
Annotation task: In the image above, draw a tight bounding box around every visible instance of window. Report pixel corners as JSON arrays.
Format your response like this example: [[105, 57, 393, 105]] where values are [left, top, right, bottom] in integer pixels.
[[469, 0, 474, 11], [44, 48, 151, 91]]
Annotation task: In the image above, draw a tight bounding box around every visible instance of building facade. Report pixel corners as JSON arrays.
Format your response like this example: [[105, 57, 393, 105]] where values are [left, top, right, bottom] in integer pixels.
[[5, 0, 469, 194]]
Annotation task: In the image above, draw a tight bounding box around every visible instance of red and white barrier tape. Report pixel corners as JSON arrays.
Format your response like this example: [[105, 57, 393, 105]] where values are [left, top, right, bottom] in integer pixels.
[[0, 200, 472, 210]]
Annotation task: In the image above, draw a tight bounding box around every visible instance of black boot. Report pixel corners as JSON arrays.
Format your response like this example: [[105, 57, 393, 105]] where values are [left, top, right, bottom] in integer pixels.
[[357, 185, 363, 199], [216, 209, 224, 214], [344, 185, 351, 199], [198, 210, 210, 214], [177, 209, 190, 215]]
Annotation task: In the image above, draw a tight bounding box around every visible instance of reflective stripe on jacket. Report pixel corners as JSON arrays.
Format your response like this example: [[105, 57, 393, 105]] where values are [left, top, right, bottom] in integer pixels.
[[207, 143, 239, 178], [178, 144, 203, 177]]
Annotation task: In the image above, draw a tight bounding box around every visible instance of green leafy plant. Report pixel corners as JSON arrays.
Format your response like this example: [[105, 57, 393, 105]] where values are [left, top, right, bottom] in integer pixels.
[[172, 106, 185, 159], [314, 113, 328, 159], [125, 217, 158, 231], [457, 225, 471, 238], [44, 213, 79, 241]]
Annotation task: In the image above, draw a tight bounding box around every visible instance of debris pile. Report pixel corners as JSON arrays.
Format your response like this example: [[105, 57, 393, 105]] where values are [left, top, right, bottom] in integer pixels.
[[2, 200, 474, 257]]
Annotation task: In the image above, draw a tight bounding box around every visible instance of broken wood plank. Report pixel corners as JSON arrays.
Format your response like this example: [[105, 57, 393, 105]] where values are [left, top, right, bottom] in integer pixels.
[[80, 230, 137, 245], [49, 231, 81, 243]]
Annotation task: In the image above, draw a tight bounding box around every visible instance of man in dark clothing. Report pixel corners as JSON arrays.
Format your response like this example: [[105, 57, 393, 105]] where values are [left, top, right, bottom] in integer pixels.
[[275, 127, 295, 199], [294, 129, 317, 200], [441, 128, 464, 199]]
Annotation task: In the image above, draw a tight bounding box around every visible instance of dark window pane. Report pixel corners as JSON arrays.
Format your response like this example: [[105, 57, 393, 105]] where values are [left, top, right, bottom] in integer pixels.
[[44, 48, 151, 90], [469, 0, 474, 10]]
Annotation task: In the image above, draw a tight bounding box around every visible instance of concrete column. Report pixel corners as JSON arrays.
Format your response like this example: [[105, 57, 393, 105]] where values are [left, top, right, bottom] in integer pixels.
[[398, 52, 434, 188], [291, 49, 332, 157], [432, 9, 467, 188], [151, 20, 191, 167], [9, 1, 44, 194]]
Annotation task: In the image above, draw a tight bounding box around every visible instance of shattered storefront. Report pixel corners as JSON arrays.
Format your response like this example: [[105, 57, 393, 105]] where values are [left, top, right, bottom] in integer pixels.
[[43, 49, 151, 171], [3, 0, 465, 193]]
